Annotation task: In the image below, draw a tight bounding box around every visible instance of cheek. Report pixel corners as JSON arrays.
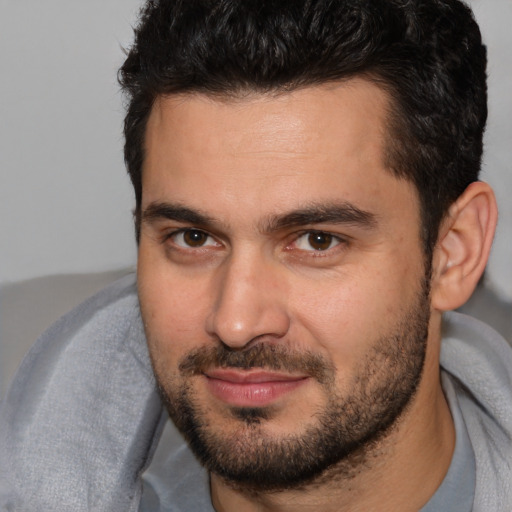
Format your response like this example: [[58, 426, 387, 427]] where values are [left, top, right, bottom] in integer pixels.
[[137, 251, 212, 361], [289, 283, 372, 370], [288, 260, 421, 367]]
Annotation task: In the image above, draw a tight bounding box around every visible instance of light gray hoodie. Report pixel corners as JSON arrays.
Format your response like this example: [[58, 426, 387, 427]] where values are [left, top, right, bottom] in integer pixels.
[[0, 275, 510, 511]]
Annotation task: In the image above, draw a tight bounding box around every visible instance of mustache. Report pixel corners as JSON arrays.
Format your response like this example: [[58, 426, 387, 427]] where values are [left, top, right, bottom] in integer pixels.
[[178, 343, 334, 385]]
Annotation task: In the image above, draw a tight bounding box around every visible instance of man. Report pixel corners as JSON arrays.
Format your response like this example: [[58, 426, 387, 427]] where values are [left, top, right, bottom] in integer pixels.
[[1, 0, 511, 510]]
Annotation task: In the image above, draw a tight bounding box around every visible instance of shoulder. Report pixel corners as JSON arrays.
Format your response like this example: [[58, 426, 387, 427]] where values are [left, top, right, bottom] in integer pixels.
[[2, 273, 151, 407], [441, 311, 512, 412], [0, 274, 164, 512], [441, 312, 512, 511]]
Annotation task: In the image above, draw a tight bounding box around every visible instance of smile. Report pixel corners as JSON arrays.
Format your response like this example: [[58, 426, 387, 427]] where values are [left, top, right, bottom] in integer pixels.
[[204, 369, 309, 407]]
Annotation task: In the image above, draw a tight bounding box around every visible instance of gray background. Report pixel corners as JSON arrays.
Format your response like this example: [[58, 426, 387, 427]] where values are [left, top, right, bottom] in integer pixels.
[[0, 0, 140, 284], [0, 0, 510, 298]]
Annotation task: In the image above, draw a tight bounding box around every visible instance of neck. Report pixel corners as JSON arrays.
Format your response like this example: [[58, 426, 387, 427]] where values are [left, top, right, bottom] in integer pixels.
[[210, 326, 455, 512]]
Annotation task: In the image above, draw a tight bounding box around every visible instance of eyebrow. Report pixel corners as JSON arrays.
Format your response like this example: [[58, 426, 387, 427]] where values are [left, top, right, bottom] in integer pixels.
[[262, 203, 378, 232], [142, 202, 216, 227], [141, 201, 378, 232]]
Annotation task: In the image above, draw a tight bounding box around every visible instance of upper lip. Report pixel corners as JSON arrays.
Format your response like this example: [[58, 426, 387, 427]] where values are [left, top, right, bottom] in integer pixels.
[[204, 369, 308, 383]]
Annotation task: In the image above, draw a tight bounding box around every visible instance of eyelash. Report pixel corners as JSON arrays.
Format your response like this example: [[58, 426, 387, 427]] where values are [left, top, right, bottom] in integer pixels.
[[162, 229, 220, 249], [291, 230, 345, 253], [161, 228, 348, 255]]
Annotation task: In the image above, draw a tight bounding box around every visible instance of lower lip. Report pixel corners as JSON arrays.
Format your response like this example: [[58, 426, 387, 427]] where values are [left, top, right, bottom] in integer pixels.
[[205, 376, 307, 407]]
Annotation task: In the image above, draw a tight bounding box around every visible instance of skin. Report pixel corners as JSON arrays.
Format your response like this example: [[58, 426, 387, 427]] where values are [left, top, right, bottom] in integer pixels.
[[137, 79, 455, 511]]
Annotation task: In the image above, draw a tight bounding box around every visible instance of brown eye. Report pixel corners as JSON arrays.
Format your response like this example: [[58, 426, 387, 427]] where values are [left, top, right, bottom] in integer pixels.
[[172, 229, 217, 248], [308, 232, 333, 251], [183, 230, 208, 247], [294, 231, 340, 252]]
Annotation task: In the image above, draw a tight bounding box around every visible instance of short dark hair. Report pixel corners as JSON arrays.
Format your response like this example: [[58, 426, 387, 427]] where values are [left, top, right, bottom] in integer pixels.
[[119, 0, 487, 256]]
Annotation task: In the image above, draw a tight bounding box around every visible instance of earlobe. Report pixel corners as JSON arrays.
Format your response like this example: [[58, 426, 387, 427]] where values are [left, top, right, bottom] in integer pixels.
[[431, 181, 498, 311]]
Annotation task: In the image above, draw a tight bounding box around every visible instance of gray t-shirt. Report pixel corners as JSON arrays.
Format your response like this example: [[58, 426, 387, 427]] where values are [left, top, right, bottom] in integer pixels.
[[420, 374, 476, 512]]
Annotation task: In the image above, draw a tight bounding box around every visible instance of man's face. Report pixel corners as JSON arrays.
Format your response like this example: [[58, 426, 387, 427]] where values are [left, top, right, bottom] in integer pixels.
[[137, 80, 431, 490]]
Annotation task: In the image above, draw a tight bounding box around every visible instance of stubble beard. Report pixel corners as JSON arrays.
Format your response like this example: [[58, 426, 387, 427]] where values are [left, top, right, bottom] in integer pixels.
[[152, 278, 431, 493]]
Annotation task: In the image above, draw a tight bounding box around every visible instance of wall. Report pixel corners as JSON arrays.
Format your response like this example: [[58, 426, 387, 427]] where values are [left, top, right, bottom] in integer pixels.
[[471, 0, 512, 301], [0, 0, 511, 300], [0, 0, 140, 283]]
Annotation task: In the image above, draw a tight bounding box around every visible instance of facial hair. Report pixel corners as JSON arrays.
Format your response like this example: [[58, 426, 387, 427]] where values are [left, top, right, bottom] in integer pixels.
[[154, 280, 430, 492]]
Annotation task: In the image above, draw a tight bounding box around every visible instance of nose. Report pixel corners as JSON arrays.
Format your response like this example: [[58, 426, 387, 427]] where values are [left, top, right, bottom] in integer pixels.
[[205, 251, 290, 349]]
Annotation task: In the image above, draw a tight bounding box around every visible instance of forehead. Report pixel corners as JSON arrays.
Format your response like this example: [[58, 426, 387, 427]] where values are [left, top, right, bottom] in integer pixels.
[[145, 80, 388, 169], [142, 79, 419, 229]]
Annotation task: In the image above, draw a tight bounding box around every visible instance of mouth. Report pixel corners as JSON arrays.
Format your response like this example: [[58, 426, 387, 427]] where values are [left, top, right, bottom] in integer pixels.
[[203, 369, 309, 407]]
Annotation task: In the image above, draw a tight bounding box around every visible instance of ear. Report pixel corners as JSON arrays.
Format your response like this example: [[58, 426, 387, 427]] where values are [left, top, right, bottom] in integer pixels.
[[431, 181, 498, 311]]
